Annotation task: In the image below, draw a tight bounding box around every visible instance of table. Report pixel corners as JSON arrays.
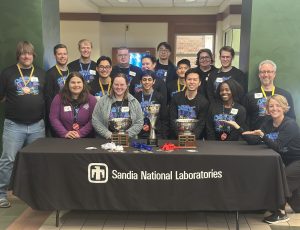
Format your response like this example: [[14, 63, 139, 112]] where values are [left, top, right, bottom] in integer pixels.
[[11, 138, 290, 228]]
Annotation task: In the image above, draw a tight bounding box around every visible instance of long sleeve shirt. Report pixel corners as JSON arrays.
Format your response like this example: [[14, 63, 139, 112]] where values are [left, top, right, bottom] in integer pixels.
[[49, 94, 97, 137], [169, 91, 209, 139]]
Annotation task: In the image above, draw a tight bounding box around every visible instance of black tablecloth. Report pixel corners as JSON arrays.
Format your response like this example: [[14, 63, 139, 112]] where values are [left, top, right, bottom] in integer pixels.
[[12, 138, 289, 211]]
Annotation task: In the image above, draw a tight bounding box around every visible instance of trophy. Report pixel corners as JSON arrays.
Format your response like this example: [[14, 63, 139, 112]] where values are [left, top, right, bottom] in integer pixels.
[[175, 118, 198, 147], [145, 104, 160, 146], [109, 117, 132, 147]]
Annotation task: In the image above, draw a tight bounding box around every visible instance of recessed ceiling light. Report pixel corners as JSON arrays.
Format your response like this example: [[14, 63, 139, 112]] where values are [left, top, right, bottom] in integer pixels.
[[185, 0, 196, 2], [118, 0, 129, 2]]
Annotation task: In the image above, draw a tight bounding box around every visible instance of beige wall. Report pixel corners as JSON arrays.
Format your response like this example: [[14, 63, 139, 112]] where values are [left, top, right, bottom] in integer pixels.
[[60, 21, 101, 62], [100, 22, 167, 58], [60, 21, 167, 62]]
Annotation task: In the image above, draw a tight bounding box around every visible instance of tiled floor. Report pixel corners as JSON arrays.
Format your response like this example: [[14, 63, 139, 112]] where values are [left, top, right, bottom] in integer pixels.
[[2, 195, 300, 230], [40, 210, 300, 230]]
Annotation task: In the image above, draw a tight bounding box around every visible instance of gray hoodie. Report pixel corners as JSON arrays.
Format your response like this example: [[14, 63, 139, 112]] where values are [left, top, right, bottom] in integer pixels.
[[92, 93, 143, 139]]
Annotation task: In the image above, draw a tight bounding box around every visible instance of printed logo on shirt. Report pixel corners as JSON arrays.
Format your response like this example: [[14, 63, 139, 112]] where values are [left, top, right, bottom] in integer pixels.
[[88, 163, 108, 183], [214, 113, 235, 133], [57, 76, 66, 89], [266, 132, 279, 141], [15, 76, 39, 96], [155, 69, 167, 82], [257, 98, 267, 116], [178, 105, 196, 119], [134, 83, 143, 93], [214, 76, 232, 92], [79, 70, 94, 83], [109, 106, 130, 119]]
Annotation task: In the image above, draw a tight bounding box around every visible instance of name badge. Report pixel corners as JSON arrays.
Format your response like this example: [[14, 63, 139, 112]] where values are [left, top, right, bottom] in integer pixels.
[[89, 70, 96, 75], [164, 71, 168, 77], [254, 93, 263, 99], [64, 106, 72, 112], [216, 77, 223, 83], [83, 103, 89, 110], [31, 77, 39, 82], [205, 77, 208, 81], [129, 71, 136, 77], [121, 106, 129, 113], [230, 108, 238, 115]]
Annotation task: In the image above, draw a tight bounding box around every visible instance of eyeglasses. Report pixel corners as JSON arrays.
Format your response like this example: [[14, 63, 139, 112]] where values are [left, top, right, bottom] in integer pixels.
[[259, 70, 275, 74], [98, 65, 111, 70], [158, 49, 169, 53], [199, 56, 211, 61]]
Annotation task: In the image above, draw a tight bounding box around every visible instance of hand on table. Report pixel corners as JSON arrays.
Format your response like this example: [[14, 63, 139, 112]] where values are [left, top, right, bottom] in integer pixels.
[[65, 131, 80, 139]]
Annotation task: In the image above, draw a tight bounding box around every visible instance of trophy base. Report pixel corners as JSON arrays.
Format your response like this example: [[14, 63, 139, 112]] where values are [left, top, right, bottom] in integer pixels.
[[178, 135, 196, 148], [111, 134, 129, 147], [147, 138, 158, 147]]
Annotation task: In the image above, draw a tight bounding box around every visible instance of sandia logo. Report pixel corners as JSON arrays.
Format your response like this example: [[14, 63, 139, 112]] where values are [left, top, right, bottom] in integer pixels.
[[88, 163, 108, 183]]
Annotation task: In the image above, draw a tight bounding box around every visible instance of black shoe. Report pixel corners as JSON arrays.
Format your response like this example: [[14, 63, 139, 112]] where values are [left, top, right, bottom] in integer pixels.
[[264, 210, 289, 224]]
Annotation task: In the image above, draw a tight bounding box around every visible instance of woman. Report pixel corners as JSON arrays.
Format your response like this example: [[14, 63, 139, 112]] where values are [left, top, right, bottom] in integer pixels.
[[225, 94, 300, 224], [206, 78, 247, 141], [134, 70, 168, 139], [49, 72, 97, 138], [193, 48, 217, 98], [92, 73, 143, 139]]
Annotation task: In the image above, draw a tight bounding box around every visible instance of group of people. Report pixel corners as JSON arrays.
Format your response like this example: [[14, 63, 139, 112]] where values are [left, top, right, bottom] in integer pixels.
[[0, 39, 299, 225]]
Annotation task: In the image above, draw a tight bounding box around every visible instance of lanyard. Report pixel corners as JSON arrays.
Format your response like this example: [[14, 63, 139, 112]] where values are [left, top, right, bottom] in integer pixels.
[[261, 86, 275, 98], [99, 79, 111, 96], [17, 64, 34, 87], [55, 65, 69, 84], [72, 104, 80, 123], [79, 61, 91, 73], [177, 79, 186, 92], [141, 91, 153, 107]]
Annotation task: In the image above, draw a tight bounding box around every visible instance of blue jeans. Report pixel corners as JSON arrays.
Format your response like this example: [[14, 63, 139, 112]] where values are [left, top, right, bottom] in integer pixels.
[[0, 119, 45, 199]]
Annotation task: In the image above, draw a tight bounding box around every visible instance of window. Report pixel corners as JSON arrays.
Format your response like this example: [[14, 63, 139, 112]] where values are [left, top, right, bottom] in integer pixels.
[[175, 35, 214, 67], [224, 28, 241, 67]]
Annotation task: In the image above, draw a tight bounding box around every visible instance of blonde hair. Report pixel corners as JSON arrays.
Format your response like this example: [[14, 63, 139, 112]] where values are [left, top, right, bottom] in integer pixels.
[[16, 41, 36, 60], [78, 39, 93, 49], [266, 94, 290, 114]]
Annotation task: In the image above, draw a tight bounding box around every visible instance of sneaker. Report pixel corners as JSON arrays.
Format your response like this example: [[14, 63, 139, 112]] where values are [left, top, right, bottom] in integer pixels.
[[0, 198, 11, 208], [264, 210, 289, 224]]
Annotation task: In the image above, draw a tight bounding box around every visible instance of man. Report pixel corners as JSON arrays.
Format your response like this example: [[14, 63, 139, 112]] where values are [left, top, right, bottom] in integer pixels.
[[130, 55, 167, 99], [90, 56, 112, 100], [169, 68, 209, 139], [167, 58, 191, 103], [134, 70, 168, 139], [45, 44, 69, 114], [155, 42, 177, 84], [244, 59, 296, 130], [111, 47, 142, 86], [68, 39, 97, 84], [206, 46, 247, 104], [0, 41, 46, 208]]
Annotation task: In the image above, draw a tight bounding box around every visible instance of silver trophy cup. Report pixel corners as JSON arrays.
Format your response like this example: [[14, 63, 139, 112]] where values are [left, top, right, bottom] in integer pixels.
[[175, 118, 198, 147], [109, 118, 132, 146], [145, 104, 160, 146]]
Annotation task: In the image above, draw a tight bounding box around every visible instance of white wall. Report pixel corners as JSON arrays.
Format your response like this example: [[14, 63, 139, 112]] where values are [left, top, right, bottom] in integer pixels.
[[60, 21, 101, 62]]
